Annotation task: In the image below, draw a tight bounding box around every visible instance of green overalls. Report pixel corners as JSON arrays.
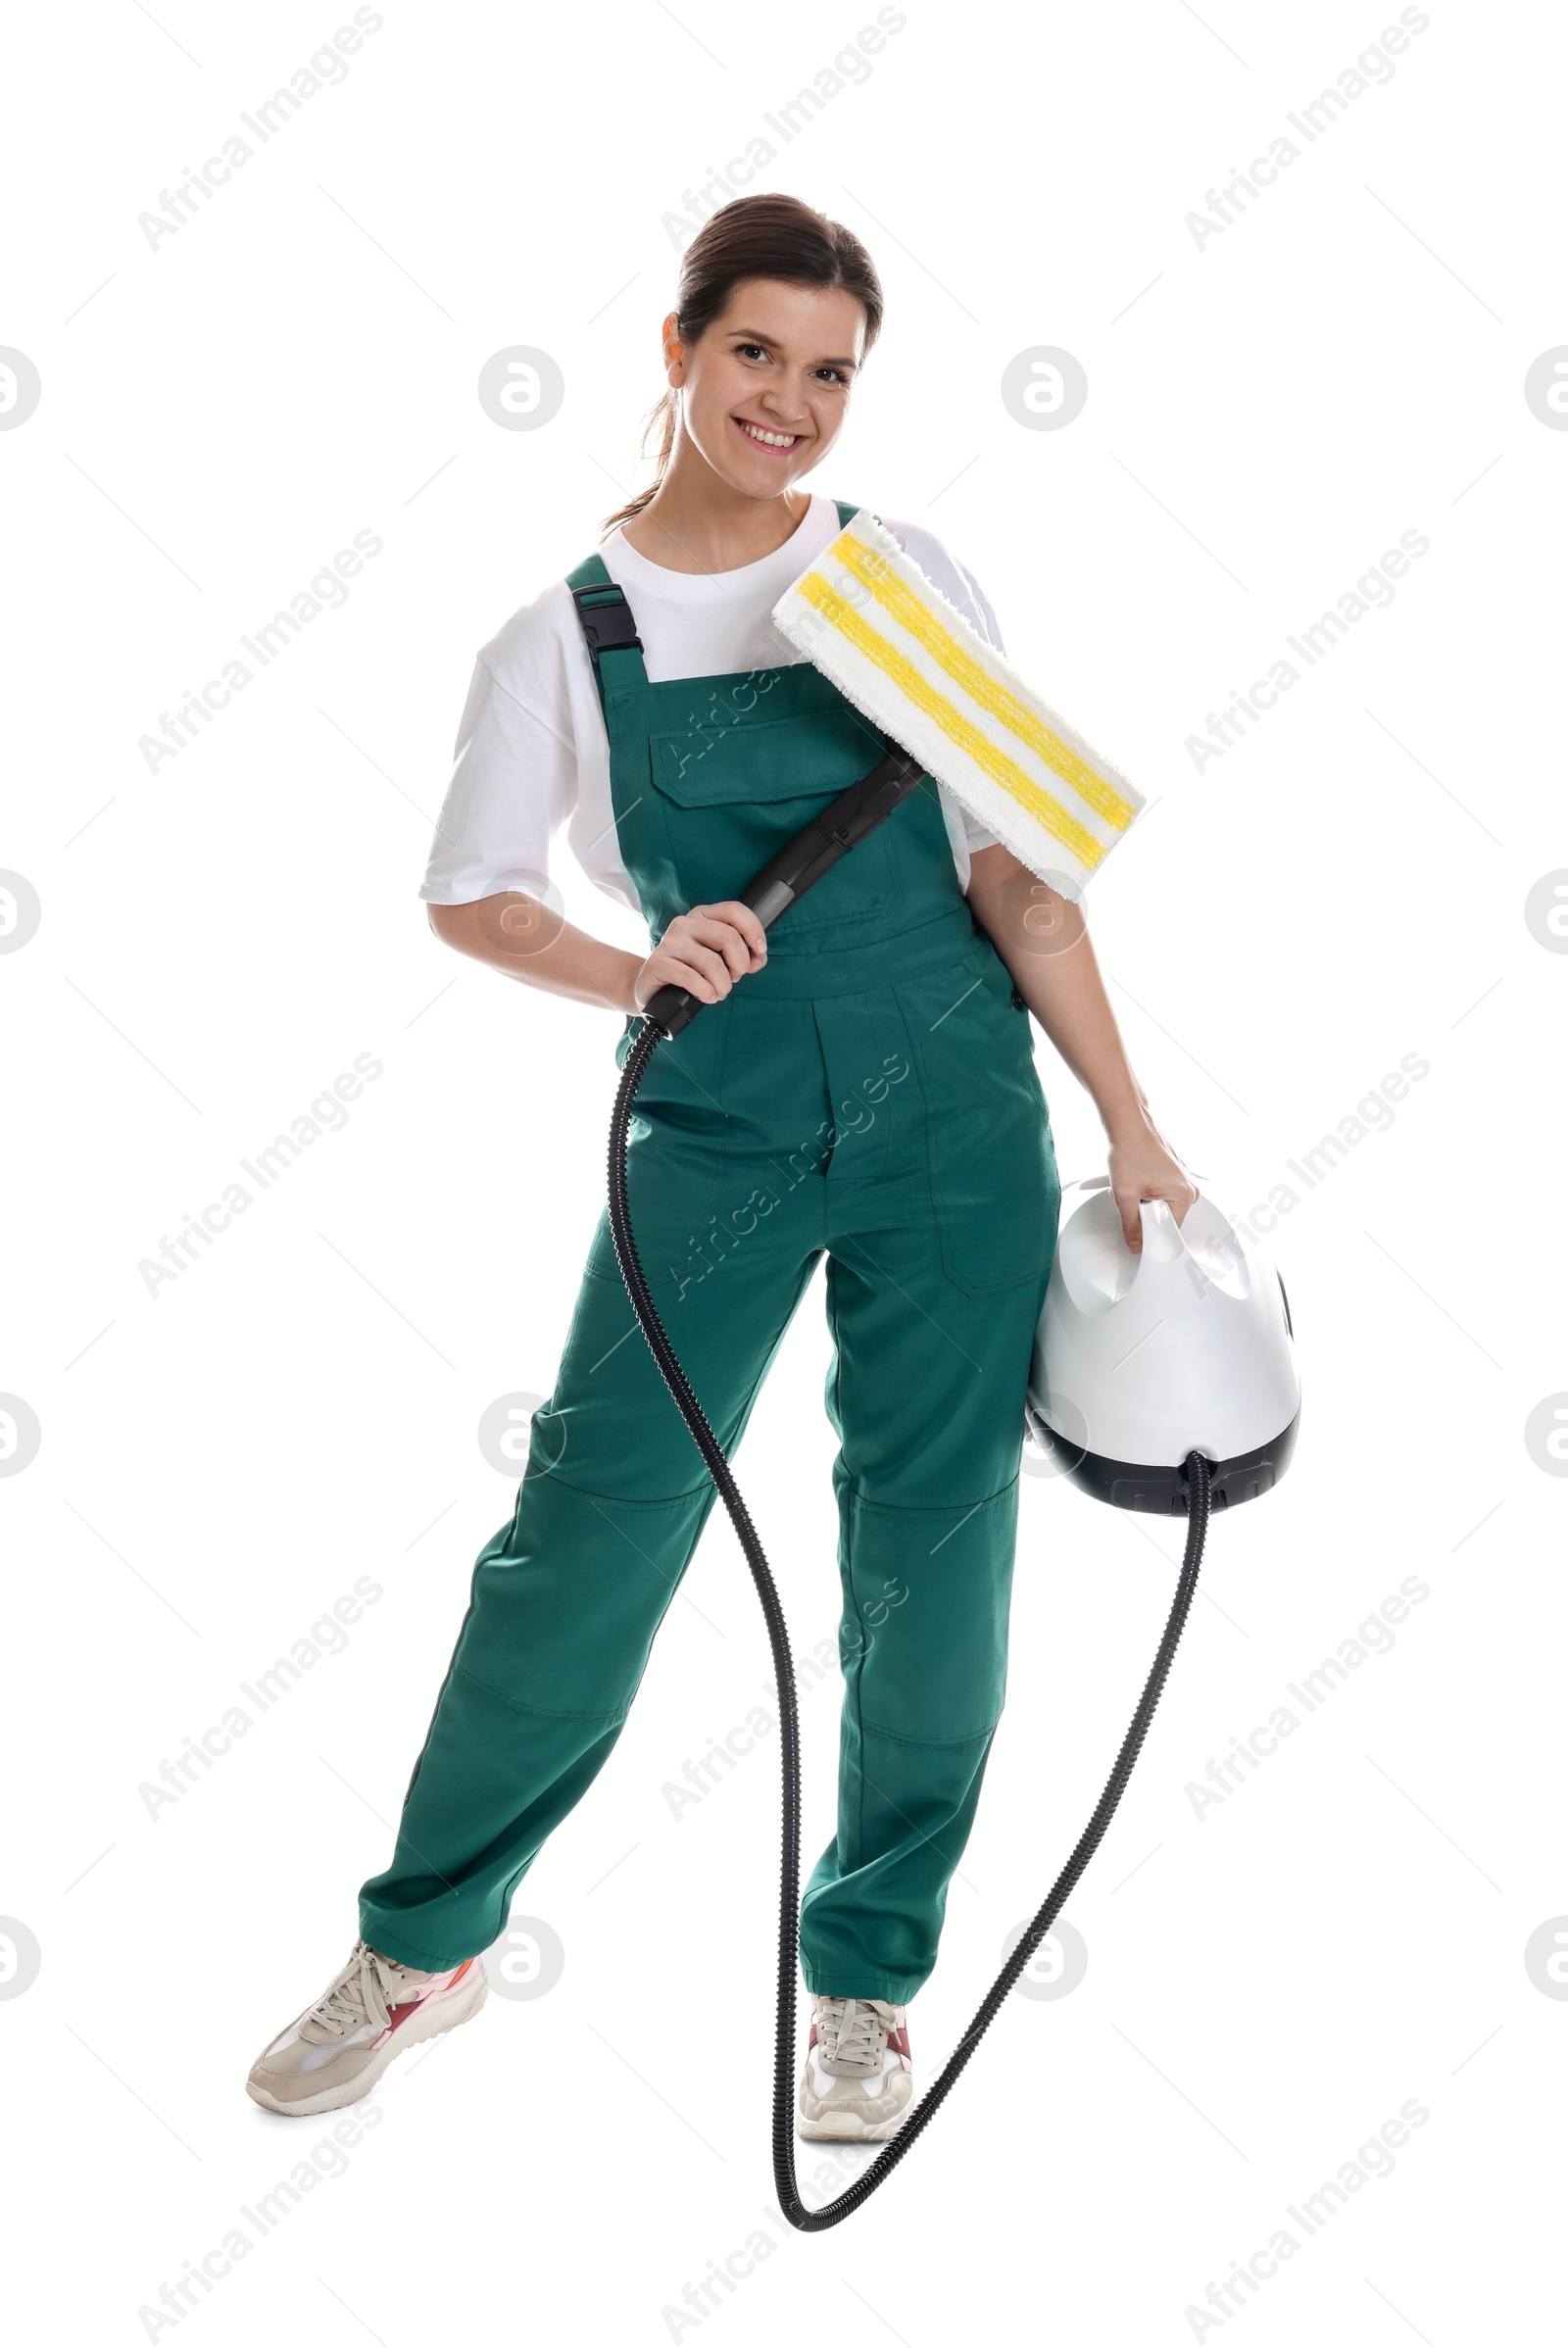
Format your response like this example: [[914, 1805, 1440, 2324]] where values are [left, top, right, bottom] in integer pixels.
[[359, 504, 1061, 2003]]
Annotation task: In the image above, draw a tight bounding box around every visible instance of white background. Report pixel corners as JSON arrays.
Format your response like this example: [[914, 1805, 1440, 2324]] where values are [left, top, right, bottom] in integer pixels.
[[3, 1, 1565, 2340]]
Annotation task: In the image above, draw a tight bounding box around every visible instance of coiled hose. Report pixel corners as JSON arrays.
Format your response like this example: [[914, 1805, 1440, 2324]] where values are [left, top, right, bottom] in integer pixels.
[[609, 1012, 1210, 2231]]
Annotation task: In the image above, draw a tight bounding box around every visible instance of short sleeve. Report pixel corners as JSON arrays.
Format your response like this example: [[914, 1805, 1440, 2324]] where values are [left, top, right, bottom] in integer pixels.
[[418, 652, 577, 905]]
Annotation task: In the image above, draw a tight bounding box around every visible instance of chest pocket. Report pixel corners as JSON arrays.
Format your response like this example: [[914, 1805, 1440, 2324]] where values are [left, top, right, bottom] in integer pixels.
[[647, 703, 897, 954]]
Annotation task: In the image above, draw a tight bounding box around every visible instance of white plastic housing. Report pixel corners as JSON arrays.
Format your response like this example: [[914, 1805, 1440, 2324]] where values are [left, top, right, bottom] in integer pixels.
[[1029, 1180, 1300, 1469]]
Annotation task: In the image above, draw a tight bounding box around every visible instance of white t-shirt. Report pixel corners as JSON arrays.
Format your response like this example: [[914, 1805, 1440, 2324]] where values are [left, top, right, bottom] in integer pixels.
[[418, 493, 1003, 915]]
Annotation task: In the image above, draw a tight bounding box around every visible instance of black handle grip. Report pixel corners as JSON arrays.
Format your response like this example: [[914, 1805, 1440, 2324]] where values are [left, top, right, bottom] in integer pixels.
[[640, 979, 707, 1039], [640, 739, 924, 1039]]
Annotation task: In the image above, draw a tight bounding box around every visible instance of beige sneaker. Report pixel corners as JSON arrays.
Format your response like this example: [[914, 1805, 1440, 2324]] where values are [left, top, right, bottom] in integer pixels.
[[797, 1994, 914, 2141], [246, 1939, 488, 2117]]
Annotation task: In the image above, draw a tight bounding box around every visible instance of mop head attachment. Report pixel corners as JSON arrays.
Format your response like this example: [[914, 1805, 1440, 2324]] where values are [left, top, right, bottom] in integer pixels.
[[772, 509, 1144, 899]]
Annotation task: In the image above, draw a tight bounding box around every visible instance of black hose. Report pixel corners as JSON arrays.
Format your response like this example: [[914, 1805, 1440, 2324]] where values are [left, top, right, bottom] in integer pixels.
[[609, 1013, 1210, 2231]]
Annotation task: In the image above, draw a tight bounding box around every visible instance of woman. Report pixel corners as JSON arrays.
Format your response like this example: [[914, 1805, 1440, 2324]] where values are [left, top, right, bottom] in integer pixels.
[[246, 193, 1197, 2140]]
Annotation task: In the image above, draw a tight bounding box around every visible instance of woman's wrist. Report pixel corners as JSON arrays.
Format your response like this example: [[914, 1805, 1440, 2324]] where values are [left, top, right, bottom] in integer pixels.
[[611, 953, 645, 1016], [1101, 1089, 1153, 1146]]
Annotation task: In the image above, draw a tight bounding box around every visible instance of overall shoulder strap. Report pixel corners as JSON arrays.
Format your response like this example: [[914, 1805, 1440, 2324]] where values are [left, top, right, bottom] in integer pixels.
[[564, 548, 649, 709]]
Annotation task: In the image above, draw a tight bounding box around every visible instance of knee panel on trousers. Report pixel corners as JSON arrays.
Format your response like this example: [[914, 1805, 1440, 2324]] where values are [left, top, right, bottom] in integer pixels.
[[836, 1480, 1018, 1745], [453, 1471, 711, 1720]]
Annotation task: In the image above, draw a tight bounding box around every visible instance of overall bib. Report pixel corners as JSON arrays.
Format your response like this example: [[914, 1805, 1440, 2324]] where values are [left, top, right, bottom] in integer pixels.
[[359, 504, 1062, 2003]]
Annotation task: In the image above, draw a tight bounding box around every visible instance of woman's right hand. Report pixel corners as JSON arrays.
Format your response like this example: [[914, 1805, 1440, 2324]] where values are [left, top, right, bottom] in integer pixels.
[[633, 901, 768, 1011]]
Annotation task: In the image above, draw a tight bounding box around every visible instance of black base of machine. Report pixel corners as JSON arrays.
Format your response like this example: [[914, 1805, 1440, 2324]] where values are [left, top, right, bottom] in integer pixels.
[[1028, 1409, 1300, 1516]]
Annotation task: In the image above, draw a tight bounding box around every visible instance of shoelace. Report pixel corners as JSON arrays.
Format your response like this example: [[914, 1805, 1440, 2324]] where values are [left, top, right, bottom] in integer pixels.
[[815, 1996, 898, 2078], [299, 1941, 419, 2044]]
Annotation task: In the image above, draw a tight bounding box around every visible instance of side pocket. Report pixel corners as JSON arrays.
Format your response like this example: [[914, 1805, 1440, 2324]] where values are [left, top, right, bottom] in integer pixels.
[[898, 955, 1059, 1296]]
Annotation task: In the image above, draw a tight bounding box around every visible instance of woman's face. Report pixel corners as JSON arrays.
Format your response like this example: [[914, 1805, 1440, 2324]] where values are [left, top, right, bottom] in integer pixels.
[[664, 275, 867, 501]]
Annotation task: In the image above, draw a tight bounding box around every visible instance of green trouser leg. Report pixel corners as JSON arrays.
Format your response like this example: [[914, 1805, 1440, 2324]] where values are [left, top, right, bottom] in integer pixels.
[[357, 1192, 819, 1973], [798, 1469, 1020, 2002], [795, 1134, 1050, 2002], [357, 1476, 714, 1972]]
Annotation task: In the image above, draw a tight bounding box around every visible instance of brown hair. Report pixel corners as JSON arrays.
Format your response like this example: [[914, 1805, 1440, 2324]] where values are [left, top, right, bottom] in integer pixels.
[[601, 193, 883, 537]]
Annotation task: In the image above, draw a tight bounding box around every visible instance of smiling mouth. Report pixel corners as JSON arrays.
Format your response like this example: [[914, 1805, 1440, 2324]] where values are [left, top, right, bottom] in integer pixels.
[[734, 417, 803, 452]]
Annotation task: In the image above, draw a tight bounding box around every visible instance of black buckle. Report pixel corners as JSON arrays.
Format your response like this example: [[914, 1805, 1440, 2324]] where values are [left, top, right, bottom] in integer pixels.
[[570, 583, 644, 663]]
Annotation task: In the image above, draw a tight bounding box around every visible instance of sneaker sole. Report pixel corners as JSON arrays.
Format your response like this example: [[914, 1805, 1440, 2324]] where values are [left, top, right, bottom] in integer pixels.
[[247, 1967, 490, 2118], [797, 2098, 912, 2143]]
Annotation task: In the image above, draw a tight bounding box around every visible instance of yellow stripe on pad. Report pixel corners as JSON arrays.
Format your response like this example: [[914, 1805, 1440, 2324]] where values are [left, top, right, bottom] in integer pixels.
[[834, 533, 1139, 834], [797, 571, 1107, 872]]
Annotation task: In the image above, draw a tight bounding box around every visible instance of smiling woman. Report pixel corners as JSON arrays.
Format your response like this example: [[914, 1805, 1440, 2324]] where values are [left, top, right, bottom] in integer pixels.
[[603, 193, 884, 555], [250, 188, 1200, 2193]]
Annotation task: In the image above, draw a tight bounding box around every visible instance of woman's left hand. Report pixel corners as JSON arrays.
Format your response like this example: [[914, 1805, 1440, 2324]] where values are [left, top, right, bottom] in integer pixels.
[[1105, 1119, 1200, 1252]]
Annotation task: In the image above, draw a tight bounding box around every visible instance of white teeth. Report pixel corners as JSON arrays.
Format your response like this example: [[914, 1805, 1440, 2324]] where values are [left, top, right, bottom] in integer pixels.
[[739, 420, 797, 447]]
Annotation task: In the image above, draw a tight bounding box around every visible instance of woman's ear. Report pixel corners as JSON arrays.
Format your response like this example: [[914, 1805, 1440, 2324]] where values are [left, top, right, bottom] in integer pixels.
[[662, 312, 686, 386]]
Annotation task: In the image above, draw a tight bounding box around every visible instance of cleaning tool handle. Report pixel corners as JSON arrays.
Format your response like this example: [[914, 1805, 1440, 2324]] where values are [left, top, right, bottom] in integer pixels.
[[641, 738, 925, 1038]]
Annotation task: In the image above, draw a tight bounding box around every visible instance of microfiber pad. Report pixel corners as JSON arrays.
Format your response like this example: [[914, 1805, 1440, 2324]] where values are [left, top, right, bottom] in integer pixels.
[[772, 508, 1144, 899]]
